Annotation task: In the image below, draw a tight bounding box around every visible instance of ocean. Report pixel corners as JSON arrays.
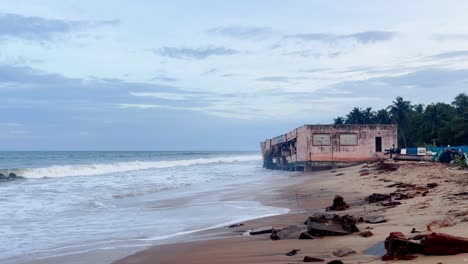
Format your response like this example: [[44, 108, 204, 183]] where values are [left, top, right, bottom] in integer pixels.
[[0, 151, 290, 263]]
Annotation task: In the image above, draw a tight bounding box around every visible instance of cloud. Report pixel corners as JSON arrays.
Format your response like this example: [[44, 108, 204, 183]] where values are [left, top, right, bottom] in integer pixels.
[[129, 92, 192, 101], [256, 76, 309, 83], [285, 31, 396, 44], [430, 50, 468, 59], [150, 74, 177, 82], [206, 26, 275, 39], [156, 46, 238, 59], [256, 76, 290, 82], [432, 34, 468, 41], [330, 68, 468, 100], [373, 68, 468, 88], [286, 49, 341, 58], [0, 12, 119, 41]]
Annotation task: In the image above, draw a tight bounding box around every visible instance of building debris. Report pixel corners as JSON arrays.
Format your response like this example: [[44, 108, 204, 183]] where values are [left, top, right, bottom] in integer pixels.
[[333, 248, 356, 257], [270, 225, 302, 240], [306, 213, 359, 236], [303, 256, 324, 262], [226, 223, 243, 228], [366, 193, 391, 203], [365, 215, 386, 224], [360, 231, 374, 237], [382, 232, 468, 260], [327, 261, 344, 264], [249, 226, 273, 235], [326, 195, 350, 211], [285, 249, 300, 256], [298, 232, 315, 240], [426, 217, 456, 231]]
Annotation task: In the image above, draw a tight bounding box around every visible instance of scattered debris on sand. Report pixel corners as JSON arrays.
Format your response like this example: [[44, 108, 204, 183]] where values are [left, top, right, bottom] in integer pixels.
[[249, 226, 273, 235], [326, 195, 350, 211], [270, 225, 302, 240], [333, 248, 356, 257], [306, 213, 359, 236], [303, 256, 325, 262], [360, 231, 374, 237], [226, 223, 243, 228], [382, 232, 468, 260], [285, 249, 301, 256]]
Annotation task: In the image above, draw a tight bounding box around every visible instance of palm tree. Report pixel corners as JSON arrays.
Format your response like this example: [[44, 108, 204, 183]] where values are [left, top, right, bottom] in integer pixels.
[[375, 109, 392, 124], [420, 103, 442, 140], [362, 107, 375, 124], [346, 107, 365, 124], [452, 93, 468, 115], [388, 97, 413, 147], [334, 116, 345, 124]]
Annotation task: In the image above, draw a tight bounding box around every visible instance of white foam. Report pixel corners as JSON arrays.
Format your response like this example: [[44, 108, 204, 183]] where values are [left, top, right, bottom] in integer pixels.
[[14, 155, 261, 178]]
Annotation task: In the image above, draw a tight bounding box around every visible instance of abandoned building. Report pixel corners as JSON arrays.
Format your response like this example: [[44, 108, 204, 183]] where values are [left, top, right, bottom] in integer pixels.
[[260, 124, 398, 171]]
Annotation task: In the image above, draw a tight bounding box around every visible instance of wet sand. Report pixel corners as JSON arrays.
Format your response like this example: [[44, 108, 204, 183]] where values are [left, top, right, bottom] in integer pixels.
[[114, 162, 468, 264]]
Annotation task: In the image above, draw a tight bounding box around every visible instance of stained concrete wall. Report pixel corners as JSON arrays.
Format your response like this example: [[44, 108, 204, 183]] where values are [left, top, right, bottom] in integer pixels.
[[260, 124, 397, 170], [302, 124, 397, 163]]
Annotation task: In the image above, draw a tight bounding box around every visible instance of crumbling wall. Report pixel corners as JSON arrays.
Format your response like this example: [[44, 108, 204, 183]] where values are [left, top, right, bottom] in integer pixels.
[[306, 125, 397, 163]]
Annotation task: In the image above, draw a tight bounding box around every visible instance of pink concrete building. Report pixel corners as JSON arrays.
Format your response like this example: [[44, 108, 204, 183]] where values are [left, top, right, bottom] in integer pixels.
[[260, 124, 398, 171]]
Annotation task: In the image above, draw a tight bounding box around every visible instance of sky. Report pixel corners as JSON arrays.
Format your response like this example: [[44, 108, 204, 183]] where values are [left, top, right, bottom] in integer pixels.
[[0, 1, 467, 150]]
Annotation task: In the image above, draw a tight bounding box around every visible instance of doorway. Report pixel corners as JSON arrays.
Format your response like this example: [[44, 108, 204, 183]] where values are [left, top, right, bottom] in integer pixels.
[[375, 137, 382, 152]]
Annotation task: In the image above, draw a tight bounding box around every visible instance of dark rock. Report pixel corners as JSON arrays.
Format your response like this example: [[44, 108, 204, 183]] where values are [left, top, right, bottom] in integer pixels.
[[366, 193, 391, 203], [249, 226, 273, 235], [381, 201, 402, 207], [285, 249, 300, 256], [226, 223, 243, 228], [303, 256, 324, 262], [411, 228, 421, 233], [327, 261, 344, 264], [270, 230, 280, 240], [0, 172, 24, 182], [335, 173, 345, 176], [308, 214, 358, 236], [411, 234, 426, 240], [392, 192, 413, 200], [427, 183, 438, 189], [360, 231, 374, 237], [270, 225, 302, 240], [298, 231, 314, 240], [327, 195, 349, 211], [308, 219, 350, 236]]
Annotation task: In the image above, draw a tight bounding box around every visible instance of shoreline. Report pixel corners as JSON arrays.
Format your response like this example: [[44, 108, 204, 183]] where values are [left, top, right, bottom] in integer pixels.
[[114, 162, 468, 264]]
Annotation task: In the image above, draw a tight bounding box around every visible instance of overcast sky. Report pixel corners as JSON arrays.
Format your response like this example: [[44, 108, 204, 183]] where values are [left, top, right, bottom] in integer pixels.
[[1, 1, 467, 150]]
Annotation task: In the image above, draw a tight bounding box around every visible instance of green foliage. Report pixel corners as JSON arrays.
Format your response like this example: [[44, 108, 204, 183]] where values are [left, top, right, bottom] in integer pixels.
[[334, 93, 468, 147], [453, 155, 468, 168]]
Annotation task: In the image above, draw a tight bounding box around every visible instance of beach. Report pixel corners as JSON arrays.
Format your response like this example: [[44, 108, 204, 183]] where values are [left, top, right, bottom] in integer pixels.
[[114, 162, 468, 264]]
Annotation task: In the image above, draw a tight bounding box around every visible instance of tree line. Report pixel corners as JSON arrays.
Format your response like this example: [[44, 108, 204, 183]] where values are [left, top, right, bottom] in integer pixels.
[[333, 93, 467, 148]]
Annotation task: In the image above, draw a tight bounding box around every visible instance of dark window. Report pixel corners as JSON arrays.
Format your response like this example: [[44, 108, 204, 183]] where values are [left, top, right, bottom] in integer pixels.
[[375, 137, 382, 152]]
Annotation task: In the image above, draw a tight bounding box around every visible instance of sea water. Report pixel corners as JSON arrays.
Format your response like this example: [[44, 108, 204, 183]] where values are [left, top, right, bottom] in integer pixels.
[[0, 151, 290, 263]]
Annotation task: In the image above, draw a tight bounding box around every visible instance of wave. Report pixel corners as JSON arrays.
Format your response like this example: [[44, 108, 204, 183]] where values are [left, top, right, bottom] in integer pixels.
[[5, 155, 261, 179]]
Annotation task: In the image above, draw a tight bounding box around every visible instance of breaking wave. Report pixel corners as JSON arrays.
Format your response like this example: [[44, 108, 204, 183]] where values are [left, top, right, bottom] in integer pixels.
[[7, 155, 261, 179]]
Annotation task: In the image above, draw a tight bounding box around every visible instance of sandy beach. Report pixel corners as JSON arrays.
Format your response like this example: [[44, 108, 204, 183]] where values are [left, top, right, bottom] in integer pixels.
[[114, 162, 468, 264]]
